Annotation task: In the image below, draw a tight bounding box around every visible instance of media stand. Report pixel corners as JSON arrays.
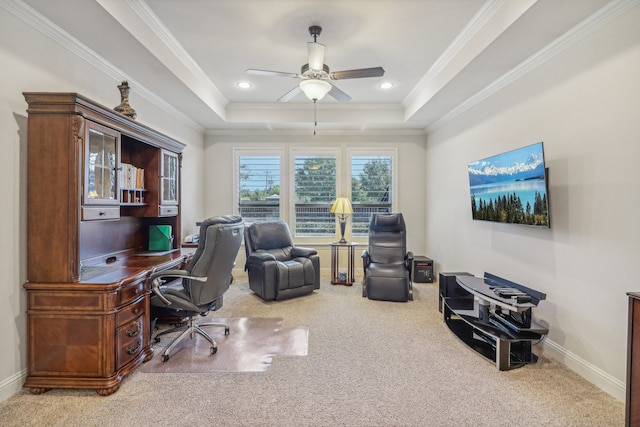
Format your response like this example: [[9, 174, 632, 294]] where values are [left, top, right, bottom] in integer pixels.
[[442, 272, 548, 370]]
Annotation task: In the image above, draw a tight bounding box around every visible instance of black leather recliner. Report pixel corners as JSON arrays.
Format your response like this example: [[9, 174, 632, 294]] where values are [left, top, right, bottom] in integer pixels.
[[244, 221, 320, 301], [362, 213, 413, 302]]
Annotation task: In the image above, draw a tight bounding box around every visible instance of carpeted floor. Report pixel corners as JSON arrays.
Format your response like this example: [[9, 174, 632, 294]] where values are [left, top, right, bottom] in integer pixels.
[[141, 317, 308, 373], [0, 275, 625, 426]]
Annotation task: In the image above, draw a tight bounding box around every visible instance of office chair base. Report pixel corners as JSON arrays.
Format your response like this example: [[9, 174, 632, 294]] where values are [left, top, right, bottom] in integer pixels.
[[153, 317, 229, 362]]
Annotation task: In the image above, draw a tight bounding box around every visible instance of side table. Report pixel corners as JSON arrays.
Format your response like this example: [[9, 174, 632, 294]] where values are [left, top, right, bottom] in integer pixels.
[[329, 242, 357, 286]]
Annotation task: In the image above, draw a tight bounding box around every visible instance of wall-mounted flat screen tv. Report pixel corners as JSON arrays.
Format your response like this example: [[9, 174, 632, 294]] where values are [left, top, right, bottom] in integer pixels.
[[468, 142, 550, 227]]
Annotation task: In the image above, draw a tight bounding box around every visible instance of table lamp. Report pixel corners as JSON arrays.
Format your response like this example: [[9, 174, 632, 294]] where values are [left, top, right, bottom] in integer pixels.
[[330, 197, 353, 243]]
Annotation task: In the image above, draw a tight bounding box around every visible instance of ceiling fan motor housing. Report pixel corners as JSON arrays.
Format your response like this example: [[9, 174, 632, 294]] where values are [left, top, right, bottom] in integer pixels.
[[309, 25, 322, 41], [301, 63, 330, 79]]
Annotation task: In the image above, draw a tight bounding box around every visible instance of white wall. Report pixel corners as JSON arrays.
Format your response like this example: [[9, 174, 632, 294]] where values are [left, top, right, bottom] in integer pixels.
[[425, 8, 640, 400], [203, 132, 427, 276], [0, 10, 205, 401]]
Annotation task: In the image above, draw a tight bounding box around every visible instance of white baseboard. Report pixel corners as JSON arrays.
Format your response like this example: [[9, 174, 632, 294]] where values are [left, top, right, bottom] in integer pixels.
[[0, 342, 626, 404], [540, 337, 625, 402], [0, 369, 26, 403]]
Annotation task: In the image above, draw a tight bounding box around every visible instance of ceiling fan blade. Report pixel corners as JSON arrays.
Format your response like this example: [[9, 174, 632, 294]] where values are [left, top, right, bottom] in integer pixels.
[[328, 83, 351, 103], [246, 69, 300, 78], [277, 86, 302, 102], [330, 67, 385, 80], [307, 42, 325, 71]]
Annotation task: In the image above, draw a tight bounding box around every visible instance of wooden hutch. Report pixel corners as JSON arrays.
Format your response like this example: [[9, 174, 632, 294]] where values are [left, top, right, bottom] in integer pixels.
[[23, 92, 189, 395]]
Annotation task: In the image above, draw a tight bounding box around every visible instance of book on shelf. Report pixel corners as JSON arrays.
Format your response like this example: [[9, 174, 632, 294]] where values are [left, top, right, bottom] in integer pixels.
[[119, 163, 144, 189]]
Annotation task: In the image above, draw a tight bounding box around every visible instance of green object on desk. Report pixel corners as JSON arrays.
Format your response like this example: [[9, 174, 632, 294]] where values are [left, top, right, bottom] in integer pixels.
[[149, 225, 173, 251]]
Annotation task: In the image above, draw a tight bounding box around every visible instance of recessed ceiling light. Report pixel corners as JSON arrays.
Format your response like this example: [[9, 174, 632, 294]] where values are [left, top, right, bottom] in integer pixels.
[[237, 81, 252, 89], [379, 82, 393, 90]]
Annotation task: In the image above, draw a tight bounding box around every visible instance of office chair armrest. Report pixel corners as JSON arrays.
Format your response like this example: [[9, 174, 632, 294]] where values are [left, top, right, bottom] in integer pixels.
[[291, 246, 317, 258], [149, 269, 207, 306]]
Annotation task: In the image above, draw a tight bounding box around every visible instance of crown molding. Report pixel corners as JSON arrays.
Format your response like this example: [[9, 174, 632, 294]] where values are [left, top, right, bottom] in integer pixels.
[[1, 0, 203, 132], [205, 128, 427, 138], [426, 0, 640, 133], [425, 0, 506, 80], [403, 0, 537, 120], [103, 0, 228, 118]]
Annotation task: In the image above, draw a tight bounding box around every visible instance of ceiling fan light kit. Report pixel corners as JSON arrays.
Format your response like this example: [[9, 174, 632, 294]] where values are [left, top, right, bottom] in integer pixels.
[[300, 79, 331, 101]]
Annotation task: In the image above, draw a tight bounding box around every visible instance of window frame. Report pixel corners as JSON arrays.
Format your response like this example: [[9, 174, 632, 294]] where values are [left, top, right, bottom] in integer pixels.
[[290, 148, 342, 240], [233, 148, 285, 224], [348, 148, 398, 237]]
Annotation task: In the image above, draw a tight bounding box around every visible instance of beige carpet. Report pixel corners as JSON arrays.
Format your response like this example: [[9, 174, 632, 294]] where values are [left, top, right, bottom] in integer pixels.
[[141, 317, 308, 373], [0, 276, 626, 427]]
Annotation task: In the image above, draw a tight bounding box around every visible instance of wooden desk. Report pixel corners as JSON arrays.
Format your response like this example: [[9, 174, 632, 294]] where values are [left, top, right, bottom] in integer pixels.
[[24, 249, 191, 396], [329, 242, 357, 286], [23, 92, 187, 396]]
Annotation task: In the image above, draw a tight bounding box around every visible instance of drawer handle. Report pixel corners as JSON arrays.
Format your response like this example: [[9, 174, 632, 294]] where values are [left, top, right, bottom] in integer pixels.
[[126, 320, 142, 337], [126, 339, 142, 355]]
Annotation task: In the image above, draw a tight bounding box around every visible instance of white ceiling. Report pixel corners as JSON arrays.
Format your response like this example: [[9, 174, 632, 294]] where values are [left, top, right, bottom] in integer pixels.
[[19, 0, 620, 133]]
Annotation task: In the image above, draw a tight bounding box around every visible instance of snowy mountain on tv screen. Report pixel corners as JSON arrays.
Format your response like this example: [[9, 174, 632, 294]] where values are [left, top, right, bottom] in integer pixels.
[[468, 146, 545, 187]]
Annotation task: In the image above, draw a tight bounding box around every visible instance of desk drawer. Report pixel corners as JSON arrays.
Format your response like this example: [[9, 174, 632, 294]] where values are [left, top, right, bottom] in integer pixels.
[[158, 205, 178, 217], [118, 280, 146, 306], [116, 315, 145, 368], [82, 206, 120, 221], [116, 297, 145, 327]]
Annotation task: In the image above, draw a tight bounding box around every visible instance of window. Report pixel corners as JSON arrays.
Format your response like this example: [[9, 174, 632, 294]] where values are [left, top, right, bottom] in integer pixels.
[[350, 153, 394, 236], [233, 147, 396, 240], [237, 155, 281, 224], [293, 154, 337, 236]]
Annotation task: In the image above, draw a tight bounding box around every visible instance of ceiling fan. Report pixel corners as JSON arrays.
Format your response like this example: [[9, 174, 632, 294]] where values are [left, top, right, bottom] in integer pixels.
[[246, 25, 385, 103]]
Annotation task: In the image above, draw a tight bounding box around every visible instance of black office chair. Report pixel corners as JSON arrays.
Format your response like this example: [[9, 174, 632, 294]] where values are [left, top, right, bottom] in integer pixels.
[[361, 213, 413, 302], [149, 215, 244, 362]]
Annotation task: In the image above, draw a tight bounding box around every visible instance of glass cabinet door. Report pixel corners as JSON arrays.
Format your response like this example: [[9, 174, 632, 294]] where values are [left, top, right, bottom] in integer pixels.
[[84, 122, 120, 205], [160, 149, 179, 205]]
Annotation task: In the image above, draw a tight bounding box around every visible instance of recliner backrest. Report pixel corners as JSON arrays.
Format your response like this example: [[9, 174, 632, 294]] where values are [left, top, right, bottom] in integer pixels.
[[184, 215, 244, 306], [367, 213, 407, 264], [245, 221, 294, 261]]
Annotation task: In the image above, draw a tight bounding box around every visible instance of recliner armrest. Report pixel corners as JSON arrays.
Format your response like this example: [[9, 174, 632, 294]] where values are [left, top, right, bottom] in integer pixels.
[[291, 246, 317, 258], [361, 249, 371, 270], [148, 269, 207, 306], [247, 252, 277, 263], [405, 251, 414, 271]]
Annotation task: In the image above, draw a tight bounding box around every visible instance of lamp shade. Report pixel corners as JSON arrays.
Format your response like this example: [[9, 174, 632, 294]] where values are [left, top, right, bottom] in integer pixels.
[[330, 197, 353, 216], [300, 79, 331, 101]]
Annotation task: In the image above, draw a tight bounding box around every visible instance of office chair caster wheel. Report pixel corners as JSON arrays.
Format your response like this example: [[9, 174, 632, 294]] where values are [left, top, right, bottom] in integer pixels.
[[224, 326, 230, 335], [161, 354, 170, 362], [210, 346, 217, 355]]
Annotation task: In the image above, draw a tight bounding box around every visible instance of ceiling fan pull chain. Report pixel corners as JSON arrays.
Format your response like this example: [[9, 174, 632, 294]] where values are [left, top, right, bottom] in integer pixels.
[[313, 100, 318, 135]]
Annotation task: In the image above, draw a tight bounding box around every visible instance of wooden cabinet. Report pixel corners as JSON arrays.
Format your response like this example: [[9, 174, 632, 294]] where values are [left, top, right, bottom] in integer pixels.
[[159, 149, 179, 216], [83, 121, 120, 208], [25, 276, 147, 396], [23, 92, 187, 395]]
